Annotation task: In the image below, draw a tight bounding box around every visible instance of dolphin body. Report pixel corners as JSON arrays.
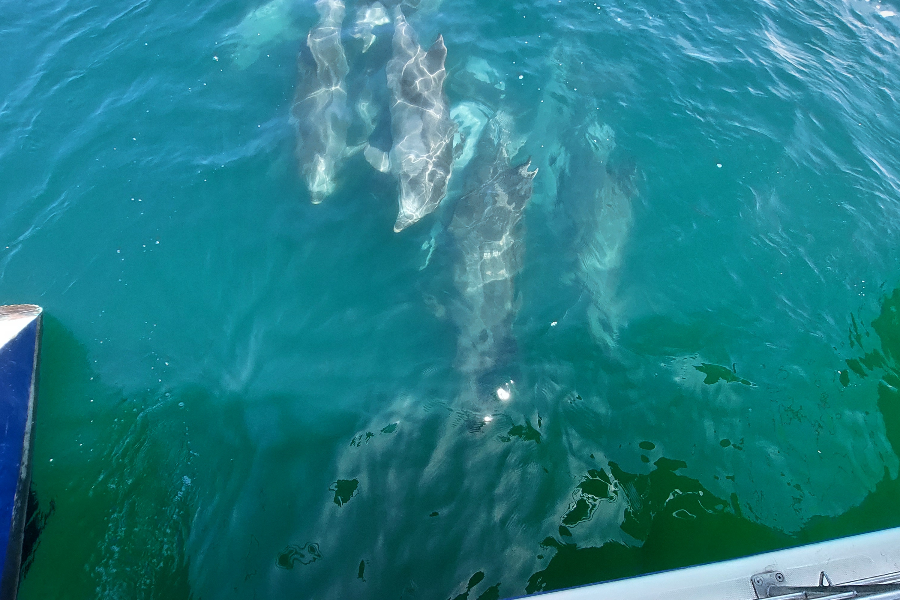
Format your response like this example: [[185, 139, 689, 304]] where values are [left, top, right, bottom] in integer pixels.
[[386, 9, 456, 232], [555, 119, 634, 346], [448, 117, 536, 402], [225, 0, 305, 69], [291, 0, 351, 204]]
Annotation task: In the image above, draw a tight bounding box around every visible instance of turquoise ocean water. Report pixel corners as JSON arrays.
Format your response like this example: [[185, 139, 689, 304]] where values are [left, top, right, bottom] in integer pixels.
[[3, 0, 900, 597]]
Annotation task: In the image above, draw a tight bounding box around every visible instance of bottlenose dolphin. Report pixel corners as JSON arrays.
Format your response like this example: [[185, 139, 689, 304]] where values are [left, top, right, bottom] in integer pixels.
[[290, 0, 351, 204], [414, 56, 512, 270], [448, 117, 536, 401], [557, 120, 634, 346], [225, 0, 304, 69], [343, 7, 394, 175], [386, 9, 456, 232]]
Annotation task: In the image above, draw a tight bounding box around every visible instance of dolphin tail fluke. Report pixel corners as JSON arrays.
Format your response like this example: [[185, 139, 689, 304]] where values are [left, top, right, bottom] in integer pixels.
[[418, 229, 438, 270], [363, 145, 391, 173], [517, 158, 538, 179], [360, 34, 375, 52], [346, 141, 368, 157]]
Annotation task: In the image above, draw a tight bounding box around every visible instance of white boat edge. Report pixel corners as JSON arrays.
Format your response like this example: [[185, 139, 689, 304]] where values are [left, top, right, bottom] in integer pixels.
[[0, 306, 42, 351], [515, 526, 900, 599]]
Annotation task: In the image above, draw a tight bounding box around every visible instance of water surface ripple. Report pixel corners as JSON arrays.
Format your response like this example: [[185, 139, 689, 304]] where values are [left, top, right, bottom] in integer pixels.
[[2, 0, 900, 598]]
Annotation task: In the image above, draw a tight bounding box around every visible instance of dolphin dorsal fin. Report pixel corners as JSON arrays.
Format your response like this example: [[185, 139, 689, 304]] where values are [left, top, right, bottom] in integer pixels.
[[424, 35, 447, 75], [517, 158, 538, 180]]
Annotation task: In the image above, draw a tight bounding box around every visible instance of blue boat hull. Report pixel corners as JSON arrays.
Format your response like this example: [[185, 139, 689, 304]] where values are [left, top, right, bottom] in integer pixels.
[[0, 306, 42, 600]]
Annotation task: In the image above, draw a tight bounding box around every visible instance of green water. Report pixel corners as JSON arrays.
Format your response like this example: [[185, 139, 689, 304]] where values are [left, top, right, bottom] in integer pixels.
[[3, 0, 900, 597]]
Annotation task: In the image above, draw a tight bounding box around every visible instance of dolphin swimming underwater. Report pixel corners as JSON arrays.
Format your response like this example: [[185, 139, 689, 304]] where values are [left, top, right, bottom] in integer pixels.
[[291, 0, 351, 204], [448, 117, 536, 402], [343, 2, 394, 175], [386, 9, 456, 232], [556, 119, 635, 346], [225, 0, 304, 69]]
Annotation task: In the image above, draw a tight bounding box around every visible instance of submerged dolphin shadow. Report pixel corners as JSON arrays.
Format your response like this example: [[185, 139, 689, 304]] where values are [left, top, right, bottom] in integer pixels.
[[447, 115, 536, 407]]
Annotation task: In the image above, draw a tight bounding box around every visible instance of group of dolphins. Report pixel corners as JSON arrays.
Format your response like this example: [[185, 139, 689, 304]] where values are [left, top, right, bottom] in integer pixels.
[[292, 0, 538, 402], [235, 5, 639, 593], [216, 3, 639, 594], [292, 0, 465, 232]]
